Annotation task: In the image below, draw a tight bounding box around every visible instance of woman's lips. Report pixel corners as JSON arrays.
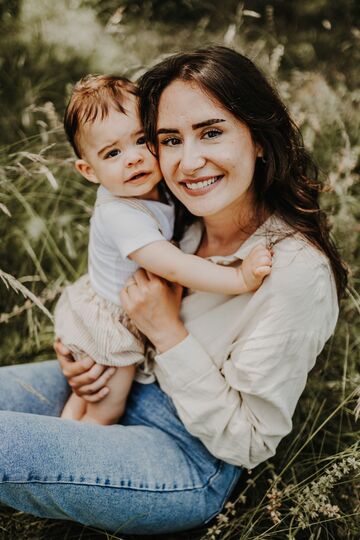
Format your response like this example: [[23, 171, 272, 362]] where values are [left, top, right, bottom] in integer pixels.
[[181, 175, 223, 196]]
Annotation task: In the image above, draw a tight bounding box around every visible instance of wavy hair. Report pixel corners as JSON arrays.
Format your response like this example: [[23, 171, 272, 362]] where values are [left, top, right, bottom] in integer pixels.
[[138, 45, 347, 300], [64, 74, 137, 158]]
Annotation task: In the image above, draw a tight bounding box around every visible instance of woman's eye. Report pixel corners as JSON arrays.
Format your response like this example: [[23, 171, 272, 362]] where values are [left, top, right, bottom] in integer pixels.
[[105, 149, 121, 159], [203, 129, 222, 139], [136, 136, 146, 145], [160, 137, 181, 147]]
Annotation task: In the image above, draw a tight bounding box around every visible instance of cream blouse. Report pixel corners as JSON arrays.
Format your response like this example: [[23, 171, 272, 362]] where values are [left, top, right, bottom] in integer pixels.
[[142, 215, 339, 469]]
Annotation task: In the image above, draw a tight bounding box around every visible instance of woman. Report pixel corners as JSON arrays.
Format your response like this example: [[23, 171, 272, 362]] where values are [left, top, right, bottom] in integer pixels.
[[0, 46, 347, 534]]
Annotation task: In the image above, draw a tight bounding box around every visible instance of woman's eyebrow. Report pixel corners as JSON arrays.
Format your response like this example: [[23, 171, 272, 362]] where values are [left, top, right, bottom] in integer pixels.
[[157, 128, 178, 135], [192, 118, 226, 129], [157, 118, 225, 136]]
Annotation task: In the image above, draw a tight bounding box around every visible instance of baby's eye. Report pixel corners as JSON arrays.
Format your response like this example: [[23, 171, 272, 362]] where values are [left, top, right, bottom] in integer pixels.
[[105, 148, 121, 159], [136, 135, 146, 145], [160, 137, 181, 147], [203, 129, 222, 140]]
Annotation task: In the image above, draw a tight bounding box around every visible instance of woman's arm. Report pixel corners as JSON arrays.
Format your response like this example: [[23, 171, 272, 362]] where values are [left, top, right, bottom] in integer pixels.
[[129, 240, 272, 295], [123, 258, 338, 468], [120, 269, 188, 353]]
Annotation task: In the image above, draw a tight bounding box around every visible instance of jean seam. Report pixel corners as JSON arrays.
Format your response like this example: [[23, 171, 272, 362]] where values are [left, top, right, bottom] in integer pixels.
[[204, 465, 242, 524], [0, 461, 226, 493], [0, 479, 217, 493]]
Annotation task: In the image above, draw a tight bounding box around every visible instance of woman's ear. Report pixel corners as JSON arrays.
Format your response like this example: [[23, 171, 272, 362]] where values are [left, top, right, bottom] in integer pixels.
[[75, 159, 99, 184], [256, 144, 264, 158]]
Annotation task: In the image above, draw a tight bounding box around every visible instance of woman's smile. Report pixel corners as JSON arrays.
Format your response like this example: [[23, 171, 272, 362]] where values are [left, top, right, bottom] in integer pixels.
[[157, 80, 262, 217], [181, 174, 223, 195]]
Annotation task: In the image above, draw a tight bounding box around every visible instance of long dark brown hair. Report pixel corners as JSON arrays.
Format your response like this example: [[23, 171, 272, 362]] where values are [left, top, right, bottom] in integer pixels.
[[138, 45, 348, 300]]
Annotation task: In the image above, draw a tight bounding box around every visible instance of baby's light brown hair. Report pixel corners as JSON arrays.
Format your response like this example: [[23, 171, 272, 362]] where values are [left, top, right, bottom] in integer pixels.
[[64, 74, 138, 158]]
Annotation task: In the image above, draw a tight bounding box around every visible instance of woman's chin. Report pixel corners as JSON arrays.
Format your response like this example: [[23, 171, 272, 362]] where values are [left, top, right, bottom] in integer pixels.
[[174, 181, 225, 216], [181, 199, 223, 218]]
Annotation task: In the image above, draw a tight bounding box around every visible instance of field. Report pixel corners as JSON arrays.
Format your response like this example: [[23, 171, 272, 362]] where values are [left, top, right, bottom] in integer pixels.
[[0, 1, 359, 538]]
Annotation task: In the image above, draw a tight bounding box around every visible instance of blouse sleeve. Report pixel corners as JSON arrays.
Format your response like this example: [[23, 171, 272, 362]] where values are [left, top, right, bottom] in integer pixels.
[[154, 254, 339, 468]]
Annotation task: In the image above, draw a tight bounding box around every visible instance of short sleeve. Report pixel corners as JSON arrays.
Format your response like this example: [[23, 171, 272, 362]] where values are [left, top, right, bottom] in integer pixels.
[[96, 201, 167, 259]]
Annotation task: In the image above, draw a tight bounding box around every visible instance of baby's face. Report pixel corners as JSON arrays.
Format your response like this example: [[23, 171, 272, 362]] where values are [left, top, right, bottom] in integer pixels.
[[76, 94, 161, 199]]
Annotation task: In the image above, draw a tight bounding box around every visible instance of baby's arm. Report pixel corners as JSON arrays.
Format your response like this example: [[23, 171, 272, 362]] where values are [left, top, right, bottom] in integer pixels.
[[129, 240, 272, 295]]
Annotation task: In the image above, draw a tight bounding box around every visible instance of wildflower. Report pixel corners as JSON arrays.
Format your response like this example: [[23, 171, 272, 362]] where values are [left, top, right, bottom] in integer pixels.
[[206, 524, 222, 540], [224, 500, 237, 514], [289, 451, 360, 528], [216, 513, 229, 525]]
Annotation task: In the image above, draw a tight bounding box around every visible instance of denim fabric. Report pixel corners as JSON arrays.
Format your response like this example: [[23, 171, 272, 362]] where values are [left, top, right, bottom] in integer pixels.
[[0, 361, 241, 534]]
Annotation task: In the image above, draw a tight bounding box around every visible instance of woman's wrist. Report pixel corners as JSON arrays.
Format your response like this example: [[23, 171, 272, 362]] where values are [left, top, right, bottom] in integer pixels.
[[152, 321, 189, 354]]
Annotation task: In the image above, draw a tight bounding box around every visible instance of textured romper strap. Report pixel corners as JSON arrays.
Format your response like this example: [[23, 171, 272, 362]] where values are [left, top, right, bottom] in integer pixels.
[[95, 194, 163, 234]]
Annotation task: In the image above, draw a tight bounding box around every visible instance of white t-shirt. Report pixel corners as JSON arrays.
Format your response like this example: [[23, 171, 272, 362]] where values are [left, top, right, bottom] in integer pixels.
[[88, 186, 175, 305]]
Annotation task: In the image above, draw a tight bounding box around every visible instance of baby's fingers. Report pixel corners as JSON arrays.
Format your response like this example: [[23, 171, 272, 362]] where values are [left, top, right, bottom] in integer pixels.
[[254, 265, 272, 277], [255, 254, 272, 267]]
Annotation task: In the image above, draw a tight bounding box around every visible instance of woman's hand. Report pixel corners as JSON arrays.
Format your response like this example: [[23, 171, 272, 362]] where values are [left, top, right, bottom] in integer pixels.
[[120, 269, 188, 354], [54, 338, 116, 402]]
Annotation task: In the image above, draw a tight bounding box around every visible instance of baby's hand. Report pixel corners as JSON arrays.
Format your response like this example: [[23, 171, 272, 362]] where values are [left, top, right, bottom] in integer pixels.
[[238, 244, 272, 292]]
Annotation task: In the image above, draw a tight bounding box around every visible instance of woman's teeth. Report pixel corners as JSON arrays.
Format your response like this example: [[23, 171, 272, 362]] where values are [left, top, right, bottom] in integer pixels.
[[185, 177, 219, 190]]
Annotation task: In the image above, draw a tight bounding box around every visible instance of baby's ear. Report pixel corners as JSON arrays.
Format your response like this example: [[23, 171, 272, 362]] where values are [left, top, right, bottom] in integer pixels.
[[75, 159, 99, 184]]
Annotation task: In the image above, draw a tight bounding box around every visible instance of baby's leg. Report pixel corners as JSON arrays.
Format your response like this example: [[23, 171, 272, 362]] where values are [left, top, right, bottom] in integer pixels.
[[79, 364, 136, 425], [61, 392, 87, 421]]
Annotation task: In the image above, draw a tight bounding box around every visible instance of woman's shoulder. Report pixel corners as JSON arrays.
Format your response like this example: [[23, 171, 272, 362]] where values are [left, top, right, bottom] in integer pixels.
[[263, 216, 337, 306], [264, 214, 329, 268]]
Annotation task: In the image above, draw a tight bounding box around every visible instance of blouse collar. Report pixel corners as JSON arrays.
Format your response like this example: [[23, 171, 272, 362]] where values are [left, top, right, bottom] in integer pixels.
[[179, 214, 295, 265]]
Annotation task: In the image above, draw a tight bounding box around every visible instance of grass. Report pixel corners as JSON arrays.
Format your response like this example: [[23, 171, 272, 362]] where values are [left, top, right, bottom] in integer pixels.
[[0, 1, 359, 538]]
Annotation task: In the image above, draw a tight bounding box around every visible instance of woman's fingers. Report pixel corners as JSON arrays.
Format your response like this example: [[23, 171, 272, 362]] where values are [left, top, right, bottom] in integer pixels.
[[73, 367, 116, 402], [54, 338, 73, 362], [70, 364, 116, 390], [54, 339, 95, 377], [121, 269, 148, 305], [54, 338, 115, 402], [60, 354, 95, 379], [81, 387, 110, 403], [133, 268, 151, 286]]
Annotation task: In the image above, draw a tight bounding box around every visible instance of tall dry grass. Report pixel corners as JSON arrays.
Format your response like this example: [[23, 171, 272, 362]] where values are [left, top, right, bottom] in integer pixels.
[[0, 2, 359, 538]]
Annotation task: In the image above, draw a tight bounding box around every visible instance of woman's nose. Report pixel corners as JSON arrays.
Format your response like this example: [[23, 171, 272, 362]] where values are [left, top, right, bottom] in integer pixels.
[[180, 142, 205, 175]]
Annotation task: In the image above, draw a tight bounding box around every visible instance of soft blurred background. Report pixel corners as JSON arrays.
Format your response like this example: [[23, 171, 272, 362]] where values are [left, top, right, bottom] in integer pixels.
[[0, 1, 359, 539]]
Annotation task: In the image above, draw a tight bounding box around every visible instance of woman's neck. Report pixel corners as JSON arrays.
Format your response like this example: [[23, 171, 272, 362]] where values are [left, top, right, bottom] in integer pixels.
[[198, 203, 267, 258]]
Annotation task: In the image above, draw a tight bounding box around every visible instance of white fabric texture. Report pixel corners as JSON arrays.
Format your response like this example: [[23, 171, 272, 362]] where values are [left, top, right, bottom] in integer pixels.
[[89, 185, 175, 305], [143, 215, 339, 469]]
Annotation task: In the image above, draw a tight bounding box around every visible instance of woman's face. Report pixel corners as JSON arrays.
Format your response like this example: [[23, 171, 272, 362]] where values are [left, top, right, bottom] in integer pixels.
[[157, 80, 262, 218]]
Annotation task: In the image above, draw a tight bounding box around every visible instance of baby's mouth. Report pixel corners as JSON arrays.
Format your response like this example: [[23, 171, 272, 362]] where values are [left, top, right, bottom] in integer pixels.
[[127, 172, 149, 183]]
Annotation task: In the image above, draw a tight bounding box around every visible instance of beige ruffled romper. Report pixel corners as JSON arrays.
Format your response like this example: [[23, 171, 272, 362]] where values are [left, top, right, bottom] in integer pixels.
[[54, 196, 163, 367]]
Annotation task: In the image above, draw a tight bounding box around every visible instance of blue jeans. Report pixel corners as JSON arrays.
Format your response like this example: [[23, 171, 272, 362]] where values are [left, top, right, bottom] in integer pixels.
[[0, 361, 241, 534]]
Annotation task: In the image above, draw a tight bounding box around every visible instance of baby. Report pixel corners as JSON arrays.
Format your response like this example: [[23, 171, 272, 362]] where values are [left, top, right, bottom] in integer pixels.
[[55, 74, 272, 425]]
